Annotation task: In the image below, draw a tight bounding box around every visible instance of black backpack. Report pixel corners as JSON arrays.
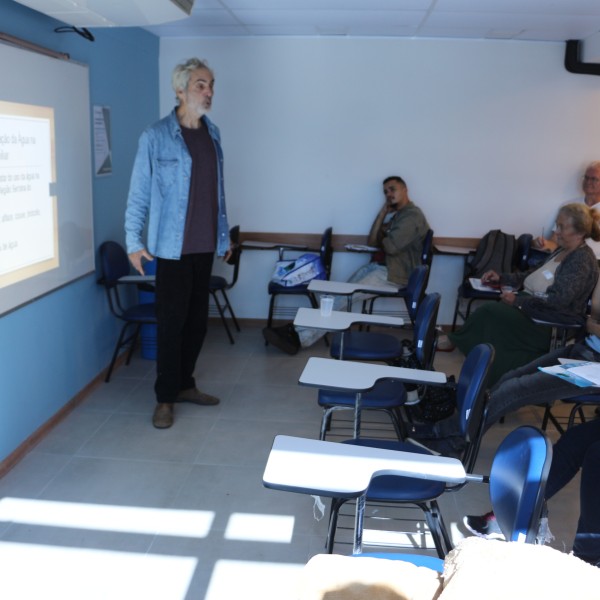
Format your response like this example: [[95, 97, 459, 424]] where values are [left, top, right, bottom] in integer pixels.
[[468, 230, 516, 277]]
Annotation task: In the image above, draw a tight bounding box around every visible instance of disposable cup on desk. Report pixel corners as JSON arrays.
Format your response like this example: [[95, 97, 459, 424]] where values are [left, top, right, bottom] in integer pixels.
[[320, 295, 334, 317], [500, 285, 514, 294]]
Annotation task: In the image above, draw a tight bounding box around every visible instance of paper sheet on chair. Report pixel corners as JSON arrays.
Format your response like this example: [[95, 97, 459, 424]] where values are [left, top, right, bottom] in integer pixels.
[[344, 244, 379, 252], [539, 362, 600, 387]]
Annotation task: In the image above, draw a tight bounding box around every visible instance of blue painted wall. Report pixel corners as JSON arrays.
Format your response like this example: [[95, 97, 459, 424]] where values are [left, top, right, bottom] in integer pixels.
[[0, 1, 159, 461]]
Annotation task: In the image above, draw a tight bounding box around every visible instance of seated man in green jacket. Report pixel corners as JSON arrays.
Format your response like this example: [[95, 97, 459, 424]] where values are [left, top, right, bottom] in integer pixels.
[[263, 175, 430, 354]]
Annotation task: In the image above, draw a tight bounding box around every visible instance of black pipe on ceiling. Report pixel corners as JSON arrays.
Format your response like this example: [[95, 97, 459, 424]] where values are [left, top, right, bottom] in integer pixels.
[[564, 39, 600, 76]]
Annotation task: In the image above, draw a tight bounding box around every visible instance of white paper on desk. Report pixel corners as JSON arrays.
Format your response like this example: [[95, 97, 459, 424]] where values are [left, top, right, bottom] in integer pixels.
[[563, 362, 600, 386], [345, 244, 379, 252], [538, 362, 600, 387], [468, 278, 501, 293], [558, 358, 588, 365]]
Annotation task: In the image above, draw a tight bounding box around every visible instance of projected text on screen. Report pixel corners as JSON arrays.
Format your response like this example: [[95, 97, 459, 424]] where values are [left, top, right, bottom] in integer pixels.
[[0, 101, 58, 290]]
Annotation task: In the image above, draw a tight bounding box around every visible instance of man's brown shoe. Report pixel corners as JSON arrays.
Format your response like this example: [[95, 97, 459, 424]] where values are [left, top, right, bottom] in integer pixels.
[[153, 403, 174, 428], [177, 388, 220, 406]]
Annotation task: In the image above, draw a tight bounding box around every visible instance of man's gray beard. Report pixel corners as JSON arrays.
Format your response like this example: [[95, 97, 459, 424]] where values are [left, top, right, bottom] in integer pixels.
[[194, 103, 210, 118]]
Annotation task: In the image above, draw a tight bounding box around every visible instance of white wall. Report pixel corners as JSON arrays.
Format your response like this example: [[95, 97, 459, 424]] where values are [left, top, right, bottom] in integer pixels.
[[159, 37, 600, 323]]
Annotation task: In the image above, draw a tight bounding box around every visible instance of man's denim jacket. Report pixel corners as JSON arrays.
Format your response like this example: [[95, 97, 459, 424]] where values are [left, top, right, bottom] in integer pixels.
[[125, 109, 229, 258]]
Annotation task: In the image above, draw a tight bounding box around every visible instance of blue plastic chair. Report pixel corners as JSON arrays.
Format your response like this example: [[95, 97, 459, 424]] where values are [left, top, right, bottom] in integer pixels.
[[325, 343, 495, 557], [318, 293, 441, 441], [329, 265, 430, 363], [266, 227, 333, 328], [421, 228, 435, 271], [355, 425, 551, 570], [362, 263, 430, 326], [98, 241, 157, 382], [490, 425, 553, 544]]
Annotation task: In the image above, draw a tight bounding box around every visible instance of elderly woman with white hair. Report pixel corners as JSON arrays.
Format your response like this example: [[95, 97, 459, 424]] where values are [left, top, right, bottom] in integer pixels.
[[444, 203, 600, 386]]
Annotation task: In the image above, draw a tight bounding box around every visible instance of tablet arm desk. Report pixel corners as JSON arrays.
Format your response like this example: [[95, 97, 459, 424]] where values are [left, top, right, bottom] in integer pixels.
[[263, 435, 482, 554], [299, 357, 446, 439]]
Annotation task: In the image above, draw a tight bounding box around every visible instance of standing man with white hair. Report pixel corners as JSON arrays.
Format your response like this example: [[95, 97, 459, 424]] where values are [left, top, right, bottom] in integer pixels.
[[125, 58, 231, 429]]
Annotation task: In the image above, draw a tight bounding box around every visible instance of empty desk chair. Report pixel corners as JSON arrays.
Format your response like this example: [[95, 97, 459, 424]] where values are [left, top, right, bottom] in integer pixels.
[[267, 227, 333, 328], [98, 241, 157, 382], [329, 266, 430, 362], [325, 343, 494, 556], [363, 263, 430, 326], [318, 426, 551, 573], [319, 293, 441, 441]]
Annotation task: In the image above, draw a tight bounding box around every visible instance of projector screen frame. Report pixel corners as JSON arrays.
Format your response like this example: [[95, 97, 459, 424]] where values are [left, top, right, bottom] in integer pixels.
[[0, 41, 94, 317]]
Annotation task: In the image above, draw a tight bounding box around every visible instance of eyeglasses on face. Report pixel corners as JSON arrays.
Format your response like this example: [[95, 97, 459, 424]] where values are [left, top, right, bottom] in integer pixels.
[[583, 175, 600, 183]]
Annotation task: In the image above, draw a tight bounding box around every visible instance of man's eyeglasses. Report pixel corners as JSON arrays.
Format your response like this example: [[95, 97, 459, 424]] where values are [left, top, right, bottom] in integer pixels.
[[583, 175, 600, 183]]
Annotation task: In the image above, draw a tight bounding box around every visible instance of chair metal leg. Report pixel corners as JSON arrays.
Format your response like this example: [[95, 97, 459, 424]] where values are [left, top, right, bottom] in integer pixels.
[[541, 403, 565, 434], [220, 289, 240, 332], [430, 500, 454, 556], [568, 403, 587, 429], [390, 408, 407, 440], [421, 501, 449, 559], [211, 290, 235, 344], [465, 298, 476, 319], [105, 339, 122, 383], [353, 493, 367, 555], [540, 404, 551, 431], [451, 296, 461, 331], [267, 294, 276, 330], [105, 322, 140, 383], [320, 408, 335, 440], [325, 497, 346, 553], [125, 325, 142, 365], [319, 405, 406, 441]]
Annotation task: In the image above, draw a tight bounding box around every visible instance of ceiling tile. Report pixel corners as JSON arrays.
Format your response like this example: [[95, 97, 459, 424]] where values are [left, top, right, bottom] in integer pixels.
[[221, 0, 433, 9], [14, 0, 600, 42], [434, 0, 600, 15], [231, 9, 426, 28]]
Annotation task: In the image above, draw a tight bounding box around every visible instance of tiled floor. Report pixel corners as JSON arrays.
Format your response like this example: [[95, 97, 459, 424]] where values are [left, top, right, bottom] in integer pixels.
[[0, 323, 588, 599]]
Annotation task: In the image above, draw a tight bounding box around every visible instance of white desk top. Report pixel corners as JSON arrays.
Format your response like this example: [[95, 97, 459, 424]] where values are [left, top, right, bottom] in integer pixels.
[[434, 244, 474, 255], [344, 244, 379, 253], [308, 279, 400, 296], [118, 275, 156, 283], [293, 307, 404, 331], [241, 240, 308, 250], [263, 435, 467, 497], [299, 356, 446, 391]]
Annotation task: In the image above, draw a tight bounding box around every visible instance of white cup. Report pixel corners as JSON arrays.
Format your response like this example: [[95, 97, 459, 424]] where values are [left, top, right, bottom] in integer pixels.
[[320, 295, 334, 317]]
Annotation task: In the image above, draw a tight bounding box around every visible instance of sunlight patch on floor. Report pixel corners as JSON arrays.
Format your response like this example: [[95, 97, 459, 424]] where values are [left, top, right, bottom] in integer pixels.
[[224, 513, 295, 543], [0, 541, 197, 600], [0, 497, 214, 538], [205, 559, 304, 600]]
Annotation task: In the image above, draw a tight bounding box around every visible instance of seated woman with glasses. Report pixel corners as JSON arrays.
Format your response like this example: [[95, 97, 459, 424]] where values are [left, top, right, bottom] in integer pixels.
[[440, 203, 600, 387]]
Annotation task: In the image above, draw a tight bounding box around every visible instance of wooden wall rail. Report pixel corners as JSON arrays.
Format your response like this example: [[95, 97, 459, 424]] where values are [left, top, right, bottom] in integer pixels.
[[238, 231, 479, 253]]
